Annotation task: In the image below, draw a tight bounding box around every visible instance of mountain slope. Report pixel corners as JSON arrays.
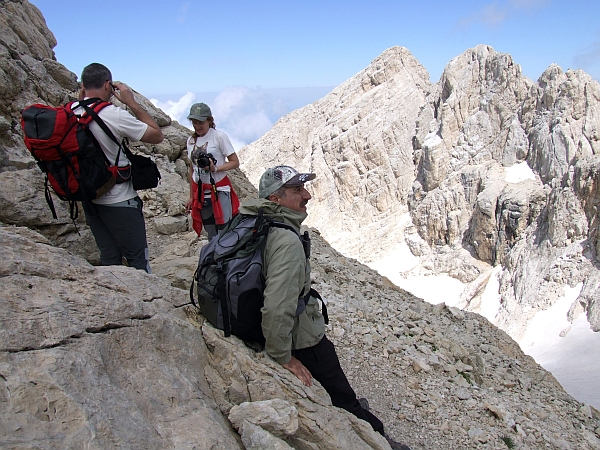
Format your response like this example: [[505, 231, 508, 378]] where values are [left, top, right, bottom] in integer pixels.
[[239, 44, 600, 409]]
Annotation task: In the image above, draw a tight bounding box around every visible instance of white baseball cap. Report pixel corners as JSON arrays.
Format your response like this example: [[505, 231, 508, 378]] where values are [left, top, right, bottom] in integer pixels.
[[259, 165, 316, 198]]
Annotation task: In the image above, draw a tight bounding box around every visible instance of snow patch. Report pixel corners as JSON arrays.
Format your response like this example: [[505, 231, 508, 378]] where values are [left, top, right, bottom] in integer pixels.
[[369, 246, 600, 409], [478, 266, 502, 322], [517, 283, 600, 407], [505, 161, 536, 183]]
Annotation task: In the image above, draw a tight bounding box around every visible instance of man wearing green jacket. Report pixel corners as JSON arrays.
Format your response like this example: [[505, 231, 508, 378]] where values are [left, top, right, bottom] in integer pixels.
[[237, 165, 410, 450]]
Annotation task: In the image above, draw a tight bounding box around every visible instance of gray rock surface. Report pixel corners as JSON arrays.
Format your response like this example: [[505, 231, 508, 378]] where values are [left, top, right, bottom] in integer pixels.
[[0, 226, 243, 450], [2, 224, 600, 449], [0, 226, 391, 450]]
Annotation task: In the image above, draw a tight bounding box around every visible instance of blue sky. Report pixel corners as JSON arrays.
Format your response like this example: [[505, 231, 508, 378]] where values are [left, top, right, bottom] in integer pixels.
[[30, 0, 600, 149]]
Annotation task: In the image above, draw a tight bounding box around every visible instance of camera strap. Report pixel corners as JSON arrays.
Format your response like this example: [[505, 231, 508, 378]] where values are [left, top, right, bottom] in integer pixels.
[[210, 174, 219, 202], [191, 137, 220, 204]]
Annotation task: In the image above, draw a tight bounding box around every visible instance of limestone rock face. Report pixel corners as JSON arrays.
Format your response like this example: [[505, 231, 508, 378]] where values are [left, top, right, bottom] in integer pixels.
[[240, 46, 430, 261], [0, 226, 243, 450], [2, 225, 599, 449], [0, 0, 200, 268], [240, 43, 600, 341], [528, 65, 600, 183], [417, 45, 533, 191], [410, 47, 600, 339], [0, 0, 77, 170], [0, 226, 393, 449]]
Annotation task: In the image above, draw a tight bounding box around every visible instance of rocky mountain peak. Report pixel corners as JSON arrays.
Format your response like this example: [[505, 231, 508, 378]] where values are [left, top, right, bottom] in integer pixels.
[[240, 36, 600, 413], [1, 0, 56, 60]]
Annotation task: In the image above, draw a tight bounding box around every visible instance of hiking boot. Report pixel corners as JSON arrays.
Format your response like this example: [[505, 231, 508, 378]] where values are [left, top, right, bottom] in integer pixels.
[[358, 397, 370, 411], [385, 434, 412, 450]]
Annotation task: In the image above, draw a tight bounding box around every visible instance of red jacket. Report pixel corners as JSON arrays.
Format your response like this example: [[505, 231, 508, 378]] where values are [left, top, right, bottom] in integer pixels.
[[190, 176, 240, 235]]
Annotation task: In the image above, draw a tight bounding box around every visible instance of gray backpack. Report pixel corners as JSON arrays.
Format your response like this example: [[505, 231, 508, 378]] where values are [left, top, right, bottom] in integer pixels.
[[190, 208, 326, 347]]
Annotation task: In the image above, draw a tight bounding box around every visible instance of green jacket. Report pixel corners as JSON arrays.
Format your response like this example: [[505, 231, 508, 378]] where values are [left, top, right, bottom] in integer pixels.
[[238, 198, 325, 364]]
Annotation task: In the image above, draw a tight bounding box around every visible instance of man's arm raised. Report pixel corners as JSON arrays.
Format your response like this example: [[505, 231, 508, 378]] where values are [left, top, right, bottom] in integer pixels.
[[112, 82, 164, 144]]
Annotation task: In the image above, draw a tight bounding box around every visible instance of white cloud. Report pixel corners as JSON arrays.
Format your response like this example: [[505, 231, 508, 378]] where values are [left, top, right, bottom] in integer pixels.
[[211, 86, 283, 151], [458, 0, 549, 29], [151, 85, 333, 152], [150, 91, 196, 130], [228, 136, 248, 152], [509, 0, 549, 9], [480, 3, 508, 27], [573, 35, 600, 80], [177, 2, 190, 23], [150, 87, 277, 151]]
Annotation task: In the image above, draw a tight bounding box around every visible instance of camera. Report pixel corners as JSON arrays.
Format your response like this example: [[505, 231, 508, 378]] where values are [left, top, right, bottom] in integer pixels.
[[196, 152, 217, 169]]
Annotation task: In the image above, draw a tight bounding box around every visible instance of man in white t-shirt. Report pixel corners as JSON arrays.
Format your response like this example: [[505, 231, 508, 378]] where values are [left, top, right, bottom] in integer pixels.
[[76, 63, 163, 273]]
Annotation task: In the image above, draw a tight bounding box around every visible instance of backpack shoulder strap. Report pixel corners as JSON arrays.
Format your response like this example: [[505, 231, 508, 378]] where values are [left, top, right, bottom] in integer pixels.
[[268, 221, 311, 259], [67, 98, 111, 120], [76, 99, 119, 145], [82, 102, 139, 164], [75, 100, 124, 167], [303, 288, 329, 324], [269, 221, 298, 234]]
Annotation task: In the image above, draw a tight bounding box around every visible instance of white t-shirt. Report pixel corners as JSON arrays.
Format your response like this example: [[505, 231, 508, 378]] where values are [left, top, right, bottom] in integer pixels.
[[73, 99, 148, 205], [186, 128, 235, 191]]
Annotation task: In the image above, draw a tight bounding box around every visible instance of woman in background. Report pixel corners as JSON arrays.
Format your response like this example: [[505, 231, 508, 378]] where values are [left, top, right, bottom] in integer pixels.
[[185, 102, 240, 238]]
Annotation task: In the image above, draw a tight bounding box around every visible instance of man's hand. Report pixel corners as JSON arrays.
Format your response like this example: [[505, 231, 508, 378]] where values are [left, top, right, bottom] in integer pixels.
[[282, 357, 312, 386], [110, 82, 135, 107], [111, 81, 164, 144]]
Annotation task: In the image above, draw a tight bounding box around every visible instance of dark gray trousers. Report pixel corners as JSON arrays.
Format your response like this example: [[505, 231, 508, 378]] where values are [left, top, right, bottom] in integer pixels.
[[83, 197, 150, 273], [293, 335, 385, 434]]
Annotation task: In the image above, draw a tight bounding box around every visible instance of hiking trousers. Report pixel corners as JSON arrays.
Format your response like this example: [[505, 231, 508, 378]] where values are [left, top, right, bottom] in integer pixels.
[[83, 197, 151, 273], [293, 335, 385, 435]]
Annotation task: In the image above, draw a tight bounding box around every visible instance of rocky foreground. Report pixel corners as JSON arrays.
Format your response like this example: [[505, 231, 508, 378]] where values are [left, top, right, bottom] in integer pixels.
[[1, 224, 599, 450]]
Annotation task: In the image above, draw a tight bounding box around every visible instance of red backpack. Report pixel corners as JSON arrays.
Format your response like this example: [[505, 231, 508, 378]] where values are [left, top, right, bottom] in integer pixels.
[[21, 98, 127, 220]]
